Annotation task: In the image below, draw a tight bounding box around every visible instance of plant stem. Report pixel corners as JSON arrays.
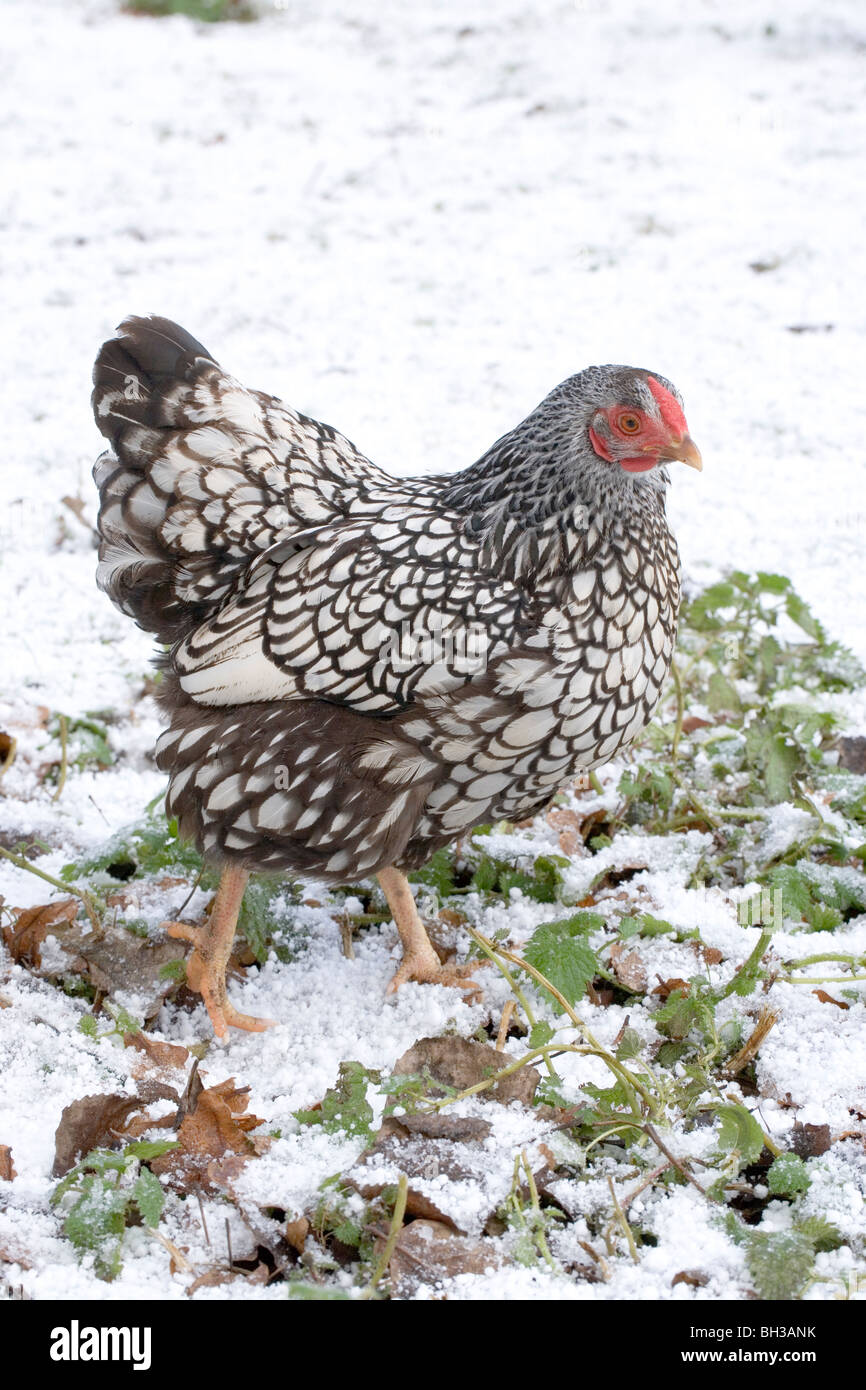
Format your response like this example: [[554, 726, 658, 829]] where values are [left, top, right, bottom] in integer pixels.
[[671, 660, 685, 765], [53, 714, 68, 802], [464, 925, 558, 1080], [362, 1173, 408, 1299], [606, 1175, 639, 1262], [0, 844, 101, 930]]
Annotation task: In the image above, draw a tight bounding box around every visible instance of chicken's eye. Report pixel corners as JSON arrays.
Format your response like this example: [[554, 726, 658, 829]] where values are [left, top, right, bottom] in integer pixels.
[[618, 413, 641, 435]]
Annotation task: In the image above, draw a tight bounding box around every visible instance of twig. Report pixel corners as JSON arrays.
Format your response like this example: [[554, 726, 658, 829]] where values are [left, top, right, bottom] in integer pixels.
[[725, 1006, 779, 1075], [197, 1194, 210, 1247], [621, 1161, 670, 1211], [642, 1123, 709, 1199], [671, 660, 685, 765], [146, 1226, 193, 1273], [495, 1000, 516, 1051]]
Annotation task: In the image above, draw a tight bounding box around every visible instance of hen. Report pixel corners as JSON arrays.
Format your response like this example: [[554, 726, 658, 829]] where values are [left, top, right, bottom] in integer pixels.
[[92, 316, 701, 1036]]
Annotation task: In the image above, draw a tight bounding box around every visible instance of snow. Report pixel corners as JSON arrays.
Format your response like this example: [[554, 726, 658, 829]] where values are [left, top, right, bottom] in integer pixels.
[[1, 0, 866, 1302]]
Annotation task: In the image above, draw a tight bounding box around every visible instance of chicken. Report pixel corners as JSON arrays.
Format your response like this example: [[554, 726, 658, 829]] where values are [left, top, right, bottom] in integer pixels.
[[92, 315, 701, 1036]]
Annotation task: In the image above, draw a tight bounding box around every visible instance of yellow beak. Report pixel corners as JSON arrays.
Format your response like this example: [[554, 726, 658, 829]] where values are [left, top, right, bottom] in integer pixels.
[[663, 435, 703, 471]]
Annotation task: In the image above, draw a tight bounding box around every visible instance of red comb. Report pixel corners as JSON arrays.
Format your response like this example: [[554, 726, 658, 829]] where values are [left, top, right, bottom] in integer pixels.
[[647, 376, 688, 436]]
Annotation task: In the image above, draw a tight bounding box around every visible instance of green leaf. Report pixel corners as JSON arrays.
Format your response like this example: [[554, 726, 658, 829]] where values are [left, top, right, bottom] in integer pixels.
[[785, 592, 823, 640], [410, 848, 455, 897], [523, 917, 601, 1012], [714, 1103, 765, 1167], [634, 914, 674, 937], [615, 1027, 643, 1061], [123, 1140, 180, 1162], [63, 1176, 128, 1256], [77, 1015, 98, 1038], [528, 1020, 555, 1048], [295, 1061, 380, 1140], [470, 855, 498, 893], [764, 735, 800, 802], [745, 1230, 814, 1300], [132, 1167, 165, 1227], [706, 672, 741, 713], [287, 1283, 353, 1300], [766, 1153, 810, 1197], [755, 572, 790, 595], [796, 1215, 844, 1252]]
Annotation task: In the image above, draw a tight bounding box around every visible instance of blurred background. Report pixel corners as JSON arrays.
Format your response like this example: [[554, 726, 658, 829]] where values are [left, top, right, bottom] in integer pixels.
[[2, 0, 865, 711]]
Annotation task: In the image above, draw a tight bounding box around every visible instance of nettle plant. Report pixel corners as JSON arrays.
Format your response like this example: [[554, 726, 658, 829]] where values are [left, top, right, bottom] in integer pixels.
[[51, 1140, 178, 1282]]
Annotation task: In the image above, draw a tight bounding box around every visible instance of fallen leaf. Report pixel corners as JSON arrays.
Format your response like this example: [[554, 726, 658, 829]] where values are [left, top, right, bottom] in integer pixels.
[[4, 907, 188, 1021], [812, 989, 849, 1010], [285, 1217, 310, 1255], [390, 1036, 539, 1107], [689, 941, 723, 966], [348, 1117, 495, 1231], [608, 943, 647, 992], [392, 1114, 492, 1142], [557, 830, 582, 856], [0, 1146, 15, 1181], [681, 715, 712, 734], [124, 1032, 190, 1071], [186, 1268, 237, 1296], [837, 736, 866, 774], [437, 908, 467, 928], [790, 1121, 832, 1159], [672, 1269, 709, 1288], [3, 899, 79, 967], [387, 1219, 501, 1298], [652, 976, 690, 999], [52, 1092, 160, 1177], [150, 1077, 268, 1193]]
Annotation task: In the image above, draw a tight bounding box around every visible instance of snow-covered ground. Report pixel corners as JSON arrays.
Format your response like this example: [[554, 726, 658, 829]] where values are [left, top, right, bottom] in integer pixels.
[[1, 0, 865, 1301]]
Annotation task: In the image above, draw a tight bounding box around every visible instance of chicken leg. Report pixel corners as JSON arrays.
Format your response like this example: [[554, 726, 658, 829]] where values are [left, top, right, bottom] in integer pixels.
[[164, 864, 276, 1038], [378, 865, 482, 999]]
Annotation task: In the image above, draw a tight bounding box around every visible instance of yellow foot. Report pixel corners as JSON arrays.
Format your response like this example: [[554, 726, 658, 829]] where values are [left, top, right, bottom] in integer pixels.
[[164, 921, 277, 1039], [386, 942, 485, 1003]]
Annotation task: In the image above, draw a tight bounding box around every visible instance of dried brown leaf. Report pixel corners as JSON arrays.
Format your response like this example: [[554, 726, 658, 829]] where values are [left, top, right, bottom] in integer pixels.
[[391, 1113, 492, 1142], [124, 1032, 190, 1072], [3, 899, 79, 967], [52, 1093, 153, 1177], [652, 976, 690, 999], [349, 1118, 495, 1231], [387, 1219, 501, 1298], [0, 1145, 15, 1181], [791, 1121, 832, 1159], [391, 1035, 539, 1107], [812, 989, 849, 1010], [672, 1268, 709, 1288], [285, 1217, 310, 1255], [150, 1076, 268, 1193], [186, 1268, 237, 1296], [681, 715, 712, 735], [609, 942, 647, 992]]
